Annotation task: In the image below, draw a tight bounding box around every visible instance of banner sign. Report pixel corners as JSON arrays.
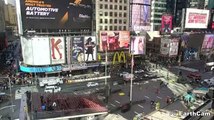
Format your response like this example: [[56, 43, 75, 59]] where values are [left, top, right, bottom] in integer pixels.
[[84, 36, 97, 61], [161, 15, 172, 34], [71, 37, 84, 63], [19, 0, 92, 30], [201, 34, 214, 54], [185, 8, 210, 29], [131, 0, 151, 31], [211, 11, 214, 29], [99, 31, 130, 51], [131, 36, 146, 55], [169, 38, 179, 56], [160, 38, 170, 55], [20, 65, 62, 73], [50, 37, 65, 64]]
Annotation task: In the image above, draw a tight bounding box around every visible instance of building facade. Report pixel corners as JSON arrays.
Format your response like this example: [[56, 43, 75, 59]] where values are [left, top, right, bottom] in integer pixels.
[[0, 0, 5, 32], [187, 0, 206, 9], [94, 0, 129, 35]]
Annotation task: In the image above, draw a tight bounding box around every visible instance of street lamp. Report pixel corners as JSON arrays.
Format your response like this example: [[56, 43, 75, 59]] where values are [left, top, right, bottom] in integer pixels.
[[130, 50, 134, 103], [0, 77, 14, 113]]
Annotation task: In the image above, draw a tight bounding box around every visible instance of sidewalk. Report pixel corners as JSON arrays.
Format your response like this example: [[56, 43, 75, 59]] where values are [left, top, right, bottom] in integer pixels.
[[19, 94, 30, 120]]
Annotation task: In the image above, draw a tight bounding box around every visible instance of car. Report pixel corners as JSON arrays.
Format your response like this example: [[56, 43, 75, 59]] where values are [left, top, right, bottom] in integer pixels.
[[87, 82, 99, 87], [44, 86, 61, 93], [187, 72, 201, 81], [202, 77, 214, 86], [134, 69, 144, 74], [119, 72, 129, 77]]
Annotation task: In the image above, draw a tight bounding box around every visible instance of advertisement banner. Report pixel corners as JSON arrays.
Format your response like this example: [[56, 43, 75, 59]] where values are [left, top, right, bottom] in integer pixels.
[[99, 31, 130, 51], [185, 8, 210, 29], [71, 37, 84, 63], [169, 38, 179, 56], [50, 37, 65, 64], [84, 36, 97, 61], [131, 0, 151, 31], [21, 36, 34, 65], [160, 38, 170, 55], [19, 0, 92, 30], [211, 11, 214, 29], [131, 36, 146, 55], [161, 15, 173, 34], [201, 34, 214, 53], [20, 65, 62, 73], [32, 37, 51, 65]]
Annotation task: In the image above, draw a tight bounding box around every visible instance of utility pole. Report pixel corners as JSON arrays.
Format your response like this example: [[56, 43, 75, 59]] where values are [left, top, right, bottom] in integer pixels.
[[130, 51, 134, 103]]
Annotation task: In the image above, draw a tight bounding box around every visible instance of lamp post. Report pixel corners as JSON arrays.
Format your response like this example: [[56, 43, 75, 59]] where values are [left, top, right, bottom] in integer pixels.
[[0, 77, 14, 113], [105, 49, 108, 85], [130, 50, 134, 103]]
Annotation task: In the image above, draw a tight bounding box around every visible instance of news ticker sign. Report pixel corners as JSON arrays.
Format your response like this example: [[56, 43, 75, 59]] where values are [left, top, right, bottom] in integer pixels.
[[20, 65, 62, 73], [185, 8, 210, 29]]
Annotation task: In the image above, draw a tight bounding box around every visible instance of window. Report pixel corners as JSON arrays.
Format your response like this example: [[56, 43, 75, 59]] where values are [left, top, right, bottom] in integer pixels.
[[105, 19, 108, 24], [99, 26, 103, 30], [105, 0, 108, 2], [123, 13, 127, 17], [115, 0, 118, 3], [105, 4, 108, 9], [119, 19, 122, 24], [105, 12, 108, 16], [114, 5, 117, 9], [114, 12, 118, 17], [100, 4, 103, 9], [119, 13, 122, 17], [123, 19, 127, 24], [123, 26, 126, 30], [114, 26, 117, 30], [119, 6, 122, 10], [119, 26, 122, 30], [110, 0, 113, 2], [110, 12, 113, 16], [110, 26, 113, 30], [110, 19, 113, 24], [124, 6, 127, 10], [124, 0, 127, 3], [105, 26, 108, 30], [110, 5, 113, 9], [114, 19, 118, 23], [100, 19, 103, 23]]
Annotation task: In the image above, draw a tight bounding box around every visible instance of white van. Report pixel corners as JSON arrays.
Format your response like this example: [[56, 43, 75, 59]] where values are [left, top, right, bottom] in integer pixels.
[[39, 77, 63, 87]]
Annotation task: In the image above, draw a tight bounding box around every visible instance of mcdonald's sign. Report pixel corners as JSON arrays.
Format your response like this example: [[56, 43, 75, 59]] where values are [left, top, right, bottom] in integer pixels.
[[113, 51, 126, 64]]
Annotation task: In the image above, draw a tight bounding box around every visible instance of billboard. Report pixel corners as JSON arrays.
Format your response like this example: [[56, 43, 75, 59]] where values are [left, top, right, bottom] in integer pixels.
[[160, 38, 170, 55], [131, 0, 151, 31], [130, 36, 146, 55], [185, 8, 210, 29], [201, 34, 214, 53], [161, 15, 173, 34], [169, 38, 179, 56], [84, 36, 97, 61], [21, 37, 51, 65], [19, 0, 92, 30], [99, 31, 130, 51], [50, 37, 65, 64], [71, 37, 84, 63]]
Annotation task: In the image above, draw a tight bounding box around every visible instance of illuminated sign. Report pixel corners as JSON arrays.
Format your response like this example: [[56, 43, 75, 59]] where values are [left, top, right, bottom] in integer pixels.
[[20, 65, 62, 73], [113, 51, 126, 64]]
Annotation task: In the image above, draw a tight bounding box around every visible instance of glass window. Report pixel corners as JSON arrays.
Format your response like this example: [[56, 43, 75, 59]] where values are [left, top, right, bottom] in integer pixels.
[[105, 4, 108, 9], [105, 0, 108, 2], [114, 12, 118, 17], [105, 12, 108, 16], [119, 19, 122, 24], [119, 26, 122, 30], [119, 6, 122, 10], [110, 5, 113, 9], [110, 12, 113, 16], [100, 19, 103, 23], [105, 26, 108, 30], [123, 13, 127, 17], [99, 26, 103, 30], [124, 6, 127, 10], [114, 19, 118, 23], [114, 26, 117, 30], [119, 13, 122, 17], [123, 19, 127, 24], [105, 19, 108, 24], [115, 0, 118, 3], [123, 26, 126, 30], [114, 5, 117, 9], [110, 26, 113, 30], [110, 0, 113, 2], [100, 4, 103, 9], [110, 19, 113, 23]]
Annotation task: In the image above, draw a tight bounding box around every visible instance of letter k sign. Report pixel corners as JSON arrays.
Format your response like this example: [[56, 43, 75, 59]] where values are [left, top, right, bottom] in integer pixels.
[[51, 38, 62, 59]]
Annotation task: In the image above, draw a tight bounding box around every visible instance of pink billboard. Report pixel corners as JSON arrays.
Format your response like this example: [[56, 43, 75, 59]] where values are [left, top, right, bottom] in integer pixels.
[[201, 34, 214, 53], [161, 15, 173, 34]]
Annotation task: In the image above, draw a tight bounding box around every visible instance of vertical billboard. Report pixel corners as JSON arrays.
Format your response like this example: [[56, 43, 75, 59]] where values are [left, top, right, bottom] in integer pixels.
[[131, 36, 146, 55], [21, 37, 33, 65], [99, 31, 130, 51], [18, 0, 92, 30], [84, 36, 97, 61], [71, 37, 84, 63], [160, 38, 170, 55], [169, 38, 179, 56], [50, 37, 65, 64], [211, 10, 214, 30], [131, 0, 151, 31], [201, 34, 214, 54], [161, 15, 173, 34], [185, 8, 210, 29]]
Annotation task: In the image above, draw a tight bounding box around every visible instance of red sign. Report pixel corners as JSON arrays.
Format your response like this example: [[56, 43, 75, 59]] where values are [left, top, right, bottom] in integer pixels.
[[212, 22, 214, 29], [161, 15, 172, 34]]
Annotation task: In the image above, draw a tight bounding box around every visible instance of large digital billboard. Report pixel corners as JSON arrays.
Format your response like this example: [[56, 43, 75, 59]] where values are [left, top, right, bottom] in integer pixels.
[[161, 15, 172, 34], [84, 36, 97, 61], [185, 8, 210, 29], [201, 34, 214, 53], [99, 31, 130, 51], [21, 37, 51, 65], [160, 38, 170, 55], [50, 37, 66, 64], [131, 0, 151, 31], [19, 0, 92, 30], [130, 36, 146, 55]]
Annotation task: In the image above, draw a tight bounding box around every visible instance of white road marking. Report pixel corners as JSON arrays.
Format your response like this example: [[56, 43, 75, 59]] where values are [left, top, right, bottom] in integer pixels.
[[110, 103, 116, 107], [115, 100, 120, 104], [138, 104, 144, 109], [157, 96, 162, 99], [134, 111, 140, 115], [0, 105, 16, 111], [144, 96, 150, 99]]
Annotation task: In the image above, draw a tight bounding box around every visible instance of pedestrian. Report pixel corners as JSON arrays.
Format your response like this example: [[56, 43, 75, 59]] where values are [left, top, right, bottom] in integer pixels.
[[150, 100, 155, 109], [166, 96, 170, 104], [155, 88, 160, 94]]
